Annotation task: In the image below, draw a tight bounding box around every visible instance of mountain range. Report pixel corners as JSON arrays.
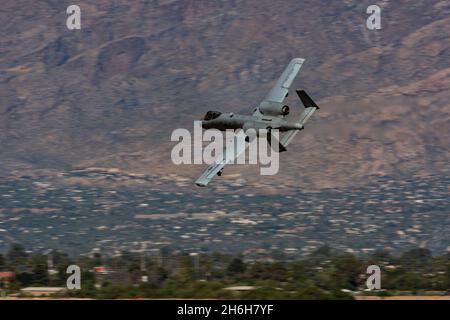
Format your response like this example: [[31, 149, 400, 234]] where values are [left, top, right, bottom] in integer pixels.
[[1, 0, 449, 190]]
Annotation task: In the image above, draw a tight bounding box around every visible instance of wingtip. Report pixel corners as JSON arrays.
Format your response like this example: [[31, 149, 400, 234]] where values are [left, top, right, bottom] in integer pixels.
[[292, 57, 306, 64], [195, 181, 207, 187]]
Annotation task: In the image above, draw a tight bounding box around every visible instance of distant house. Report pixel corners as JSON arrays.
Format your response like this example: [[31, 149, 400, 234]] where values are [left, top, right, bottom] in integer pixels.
[[223, 286, 256, 291], [93, 266, 109, 274], [0, 272, 15, 288], [20, 287, 66, 297], [0, 271, 15, 279]]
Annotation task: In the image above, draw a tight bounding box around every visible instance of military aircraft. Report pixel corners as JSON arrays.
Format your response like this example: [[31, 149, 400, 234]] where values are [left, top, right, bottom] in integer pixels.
[[195, 58, 320, 186]]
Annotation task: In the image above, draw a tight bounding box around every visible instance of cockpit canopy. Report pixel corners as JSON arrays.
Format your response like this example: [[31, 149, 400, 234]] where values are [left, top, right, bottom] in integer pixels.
[[203, 111, 222, 121]]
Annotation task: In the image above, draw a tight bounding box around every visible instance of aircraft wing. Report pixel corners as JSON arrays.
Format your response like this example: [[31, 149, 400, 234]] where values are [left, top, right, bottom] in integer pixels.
[[195, 134, 249, 187], [260, 58, 305, 106]]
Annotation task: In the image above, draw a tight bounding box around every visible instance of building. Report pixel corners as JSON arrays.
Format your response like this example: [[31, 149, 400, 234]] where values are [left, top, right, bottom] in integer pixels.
[[223, 286, 256, 291], [20, 287, 66, 297], [0, 272, 15, 288], [93, 266, 110, 274]]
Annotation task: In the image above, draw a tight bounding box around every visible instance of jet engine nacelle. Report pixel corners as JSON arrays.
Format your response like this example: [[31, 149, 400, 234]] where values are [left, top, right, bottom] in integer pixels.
[[258, 101, 289, 116], [281, 105, 290, 115]]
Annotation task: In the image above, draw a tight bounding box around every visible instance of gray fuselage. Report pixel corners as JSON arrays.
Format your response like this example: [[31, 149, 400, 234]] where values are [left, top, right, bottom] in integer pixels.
[[201, 112, 303, 132]]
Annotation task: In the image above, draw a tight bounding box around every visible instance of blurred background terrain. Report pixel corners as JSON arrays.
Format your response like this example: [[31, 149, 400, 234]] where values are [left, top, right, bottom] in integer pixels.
[[0, 1, 449, 257]]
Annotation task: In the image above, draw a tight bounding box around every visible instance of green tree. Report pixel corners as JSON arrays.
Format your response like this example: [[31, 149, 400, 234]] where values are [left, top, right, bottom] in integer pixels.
[[14, 272, 34, 287], [288, 261, 312, 290], [227, 258, 246, 275], [7, 243, 27, 263], [149, 266, 168, 287], [31, 255, 49, 286], [330, 254, 363, 290], [93, 252, 102, 266], [446, 261, 450, 290], [0, 254, 5, 270], [71, 271, 97, 298]]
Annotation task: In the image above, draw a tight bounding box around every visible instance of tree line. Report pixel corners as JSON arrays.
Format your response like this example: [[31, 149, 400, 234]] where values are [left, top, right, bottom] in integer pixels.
[[0, 244, 449, 299]]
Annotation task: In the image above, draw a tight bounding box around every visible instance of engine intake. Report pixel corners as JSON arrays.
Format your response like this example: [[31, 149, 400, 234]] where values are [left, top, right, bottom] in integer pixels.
[[259, 101, 290, 116]]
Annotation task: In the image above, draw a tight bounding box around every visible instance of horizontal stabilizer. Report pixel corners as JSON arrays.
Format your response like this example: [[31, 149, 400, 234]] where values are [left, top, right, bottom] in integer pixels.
[[279, 89, 320, 148], [296, 90, 320, 109]]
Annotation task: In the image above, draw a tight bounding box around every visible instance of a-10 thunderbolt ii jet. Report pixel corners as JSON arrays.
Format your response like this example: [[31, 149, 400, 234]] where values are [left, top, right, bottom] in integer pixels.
[[195, 58, 320, 187]]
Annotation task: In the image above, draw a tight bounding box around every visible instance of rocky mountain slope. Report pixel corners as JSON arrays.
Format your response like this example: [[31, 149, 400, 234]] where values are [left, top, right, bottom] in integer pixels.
[[1, 0, 449, 189]]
